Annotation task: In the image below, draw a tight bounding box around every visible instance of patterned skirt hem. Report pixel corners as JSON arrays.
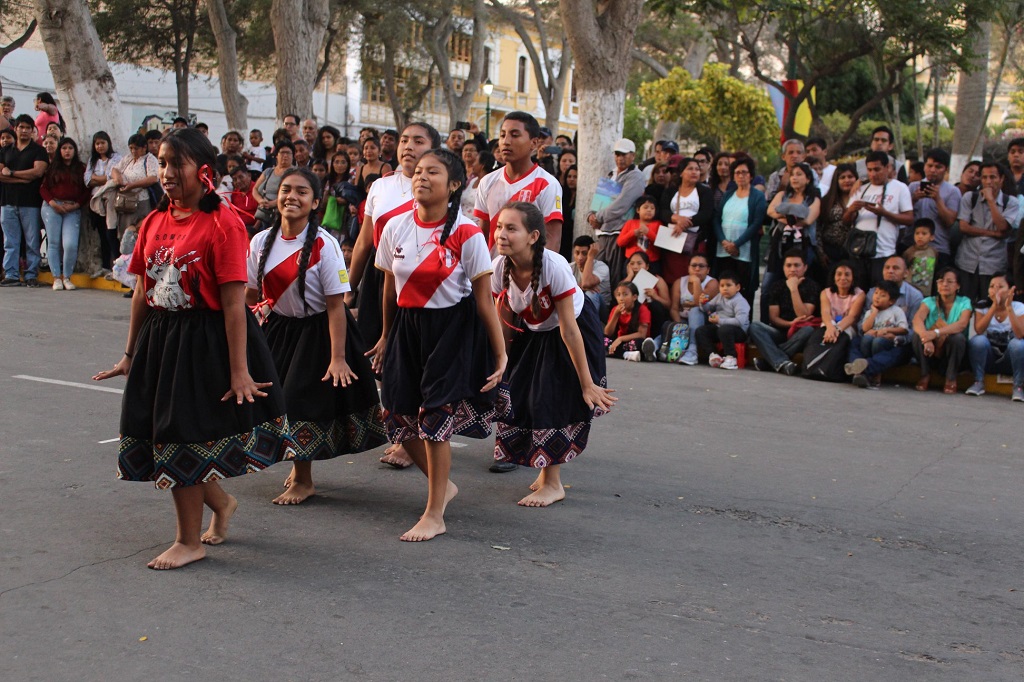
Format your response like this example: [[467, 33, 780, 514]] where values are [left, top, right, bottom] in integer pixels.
[[384, 399, 495, 443], [493, 420, 592, 468], [116, 415, 296, 489], [289, 406, 388, 461]]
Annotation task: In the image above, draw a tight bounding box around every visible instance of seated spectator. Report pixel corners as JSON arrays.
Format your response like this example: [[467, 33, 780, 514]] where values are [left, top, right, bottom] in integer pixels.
[[903, 218, 938, 298], [714, 156, 766, 307], [965, 273, 1024, 400], [911, 267, 972, 393], [694, 271, 750, 369], [670, 254, 718, 366], [843, 255, 923, 388], [749, 249, 821, 374], [624, 250, 670, 336], [571, 235, 610, 315], [819, 261, 865, 341], [617, 195, 661, 269], [955, 162, 1018, 303], [845, 280, 909, 388], [604, 281, 655, 362]]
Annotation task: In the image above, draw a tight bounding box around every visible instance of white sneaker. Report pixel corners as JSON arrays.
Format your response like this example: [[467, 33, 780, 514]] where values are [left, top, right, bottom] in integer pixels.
[[62, 277, 76, 290], [52, 278, 64, 291], [708, 352, 723, 368], [623, 350, 642, 362], [720, 356, 738, 370], [641, 337, 657, 362]]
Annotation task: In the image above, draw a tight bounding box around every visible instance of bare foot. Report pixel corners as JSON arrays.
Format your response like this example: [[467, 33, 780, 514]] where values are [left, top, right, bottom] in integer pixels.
[[283, 469, 294, 488], [529, 473, 542, 491], [201, 494, 238, 544], [147, 542, 206, 569], [272, 482, 315, 505], [400, 514, 446, 542], [518, 483, 565, 508], [444, 480, 458, 512], [380, 443, 413, 469]]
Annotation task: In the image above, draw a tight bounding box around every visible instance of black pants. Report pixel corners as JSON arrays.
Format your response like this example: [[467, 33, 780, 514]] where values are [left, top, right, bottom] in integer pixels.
[[957, 268, 992, 304], [694, 323, 747, 362], [912, 331, 966, 381], [89, 209, 111, 269]]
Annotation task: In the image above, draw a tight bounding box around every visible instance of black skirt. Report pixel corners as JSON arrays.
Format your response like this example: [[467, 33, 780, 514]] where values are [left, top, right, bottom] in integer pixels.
[[494, 298, 608, 467], [356, 248, 384, 345], [263, 309, 387, 460], [381, 296, 496, 443], [117, 308, 295, 488]]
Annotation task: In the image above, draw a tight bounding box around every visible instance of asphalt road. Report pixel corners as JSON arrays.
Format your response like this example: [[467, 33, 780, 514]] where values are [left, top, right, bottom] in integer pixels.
[[2, 288, 1023, 681]]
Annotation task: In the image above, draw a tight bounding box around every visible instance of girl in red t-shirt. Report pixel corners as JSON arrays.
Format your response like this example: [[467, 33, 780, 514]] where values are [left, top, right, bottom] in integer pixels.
[[604, 281, 654, 361], [94, 128, 295, 570]]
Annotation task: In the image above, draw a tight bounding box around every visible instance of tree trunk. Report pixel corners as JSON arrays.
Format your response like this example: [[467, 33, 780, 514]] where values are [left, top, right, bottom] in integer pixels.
[[558, 0, 645, 239], [175, 59, 190, 118], [271, 0, 330, 122], [425, 0, 488, 130], [951, 20, 991, 180], [32, 0, 125, 143], [207, 0, 248, 130]]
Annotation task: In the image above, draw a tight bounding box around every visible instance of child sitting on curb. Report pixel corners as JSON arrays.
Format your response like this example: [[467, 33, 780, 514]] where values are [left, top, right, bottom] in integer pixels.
[[844, 279, 908, 388], [694, 271, 750, 369], [604, 281, 655, 362]]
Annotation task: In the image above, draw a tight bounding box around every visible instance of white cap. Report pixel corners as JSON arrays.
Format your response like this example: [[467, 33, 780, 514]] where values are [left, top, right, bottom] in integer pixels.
[[613, 138, 636, 154]]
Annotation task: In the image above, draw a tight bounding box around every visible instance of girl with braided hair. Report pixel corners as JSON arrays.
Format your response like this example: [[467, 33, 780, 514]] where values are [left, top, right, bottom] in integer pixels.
[[491, 202, 616, 506], [246, 167, 386, 504], [93, 128, 294, 570], [369, 149, 506, 541]]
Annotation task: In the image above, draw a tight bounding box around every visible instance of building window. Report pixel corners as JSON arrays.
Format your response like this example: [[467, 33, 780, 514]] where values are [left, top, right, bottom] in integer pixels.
[[450, 31, 472, 64], [517, 56, 527, 93]]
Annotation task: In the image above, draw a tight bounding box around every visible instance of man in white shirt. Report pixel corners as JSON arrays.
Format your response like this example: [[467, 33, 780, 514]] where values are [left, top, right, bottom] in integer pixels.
[[805, 137, 835, 196], [842, 151, 914, 288]]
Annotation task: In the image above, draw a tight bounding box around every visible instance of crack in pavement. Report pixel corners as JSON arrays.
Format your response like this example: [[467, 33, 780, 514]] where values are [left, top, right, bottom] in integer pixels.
[[0, 542, 166, 599]]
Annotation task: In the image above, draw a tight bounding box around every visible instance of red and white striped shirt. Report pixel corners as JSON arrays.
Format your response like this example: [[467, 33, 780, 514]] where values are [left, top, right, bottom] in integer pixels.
[[375, 210, 493, 309], [491, 250, 581, 332], [365, 171, 415, 249], [246, 225, 350, 317], [474, 164, 563, 248]]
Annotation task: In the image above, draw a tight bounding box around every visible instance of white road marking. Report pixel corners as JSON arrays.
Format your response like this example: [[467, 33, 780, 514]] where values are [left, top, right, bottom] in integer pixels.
[[13, 375, 124, 395], [98, 438, 120, 444], [450, 441, 467, 448]]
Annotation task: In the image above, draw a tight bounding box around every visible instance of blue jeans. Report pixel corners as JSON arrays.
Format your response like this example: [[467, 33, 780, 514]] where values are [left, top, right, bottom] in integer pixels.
[[748, 321, 815, 369], [968, 335, 1024, 387], [2, 205, 42, 280], [41, 204, 82, 278], [680, 308, 704, 360], [847, 333, 913, 376]]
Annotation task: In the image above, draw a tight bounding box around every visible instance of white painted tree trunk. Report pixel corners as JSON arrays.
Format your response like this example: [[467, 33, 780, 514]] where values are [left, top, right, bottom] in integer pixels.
[[951, 20, 991, 180], [208, 0, 248, 131], [271, 0, 330, 122], [32, 0, 126, 144], [574, 88, 624, 237]]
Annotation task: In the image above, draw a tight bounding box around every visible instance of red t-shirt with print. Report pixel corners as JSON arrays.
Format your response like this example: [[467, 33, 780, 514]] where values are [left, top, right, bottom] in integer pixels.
[[129, 203, 249, 311], [609, 302, 651, 338]]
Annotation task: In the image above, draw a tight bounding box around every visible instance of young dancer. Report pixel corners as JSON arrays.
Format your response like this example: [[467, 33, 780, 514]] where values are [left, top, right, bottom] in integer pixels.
[[492, 202, 616, 506], [246, 167, 386, 505], [93, 128, 294, 569], [347, 122, 442, 469], [369, 149, 506, 541]]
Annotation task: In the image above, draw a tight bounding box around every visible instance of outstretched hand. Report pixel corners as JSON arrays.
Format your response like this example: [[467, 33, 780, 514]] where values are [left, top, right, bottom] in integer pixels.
[[93, 355, 131, 381], [481, 354, 507, 393], [366, 335, 387, 374], [583, 384, 617, 412], [323, 359, 357, 387], [222, 372, 271, 405]]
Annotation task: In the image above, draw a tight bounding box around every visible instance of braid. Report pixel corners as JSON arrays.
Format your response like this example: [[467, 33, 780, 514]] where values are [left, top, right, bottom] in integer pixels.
[[529, 240, 544, 319], [439, 186, 464, 246], [502, 254, 514, 298], [255, 222, 280, 302], [295, 219, 319, 314]]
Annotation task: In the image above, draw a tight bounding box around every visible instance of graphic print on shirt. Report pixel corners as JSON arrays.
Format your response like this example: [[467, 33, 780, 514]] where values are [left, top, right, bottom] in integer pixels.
[[145, 246, 201, 309]]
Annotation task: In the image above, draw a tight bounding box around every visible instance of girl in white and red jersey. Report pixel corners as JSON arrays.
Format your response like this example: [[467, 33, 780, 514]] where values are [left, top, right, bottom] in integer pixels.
[[370, 149, 506, 542], [346, 121, 441, 469], [246, 168, 386, 505], [93, 128, 294, 570], [491, 202, 616, 507]]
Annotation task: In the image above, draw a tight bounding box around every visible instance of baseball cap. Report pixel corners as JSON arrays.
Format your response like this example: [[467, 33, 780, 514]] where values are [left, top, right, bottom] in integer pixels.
[[661, 140, 680, 153], [613, 138, 636, 154], [667, 153, 686, 170]]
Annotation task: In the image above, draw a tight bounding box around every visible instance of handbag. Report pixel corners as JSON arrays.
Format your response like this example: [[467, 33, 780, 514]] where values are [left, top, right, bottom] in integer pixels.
[[114, 191, 139, 214], [844, 228, 877, 258], [322, 195, 343, 230]]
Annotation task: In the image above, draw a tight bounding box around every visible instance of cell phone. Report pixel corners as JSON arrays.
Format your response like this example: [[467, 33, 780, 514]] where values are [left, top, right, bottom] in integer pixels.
[[920, 180, 932, 191], [455, 121, 471, 131], [544, 145, 561, 155]]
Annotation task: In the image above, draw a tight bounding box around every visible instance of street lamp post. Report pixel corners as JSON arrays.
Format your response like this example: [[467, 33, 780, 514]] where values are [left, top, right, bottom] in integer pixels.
[[482, 78, 494, 140]]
